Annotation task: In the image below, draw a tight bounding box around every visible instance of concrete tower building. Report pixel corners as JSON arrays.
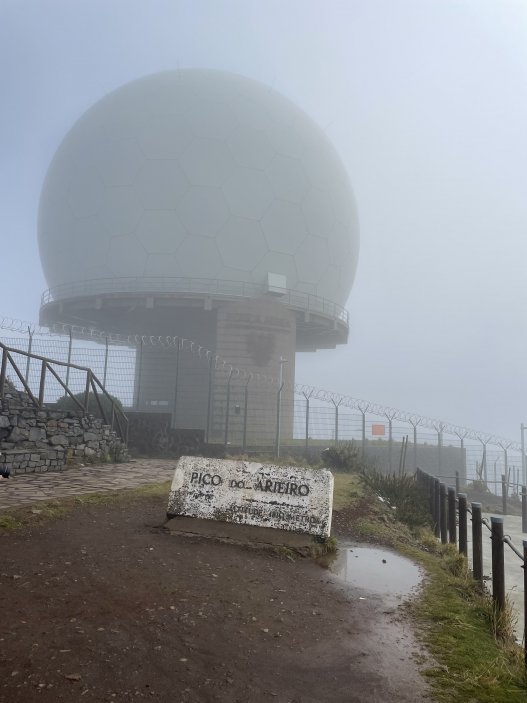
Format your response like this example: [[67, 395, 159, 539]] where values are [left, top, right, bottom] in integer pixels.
[[38, 70, 359, 442]]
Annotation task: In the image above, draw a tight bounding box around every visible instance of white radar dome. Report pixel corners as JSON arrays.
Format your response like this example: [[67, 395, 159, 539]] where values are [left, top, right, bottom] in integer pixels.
[[38, 69, 359, 307]]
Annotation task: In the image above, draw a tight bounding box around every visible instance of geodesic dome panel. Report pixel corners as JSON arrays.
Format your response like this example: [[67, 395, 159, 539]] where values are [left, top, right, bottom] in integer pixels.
[[39, 69, 359, 307]]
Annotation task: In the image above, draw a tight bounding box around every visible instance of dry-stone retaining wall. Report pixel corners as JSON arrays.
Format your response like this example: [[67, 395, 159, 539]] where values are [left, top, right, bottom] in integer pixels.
[[0, 382, 126, 475]]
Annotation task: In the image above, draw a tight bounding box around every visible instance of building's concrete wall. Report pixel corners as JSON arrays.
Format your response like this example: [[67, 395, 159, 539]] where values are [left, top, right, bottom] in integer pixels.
[[212, 297, 296, 445], [128, 298, 297, 443]]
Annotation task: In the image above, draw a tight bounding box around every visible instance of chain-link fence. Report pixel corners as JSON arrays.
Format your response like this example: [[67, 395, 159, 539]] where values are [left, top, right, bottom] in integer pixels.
[[1, 331, 523, 490]]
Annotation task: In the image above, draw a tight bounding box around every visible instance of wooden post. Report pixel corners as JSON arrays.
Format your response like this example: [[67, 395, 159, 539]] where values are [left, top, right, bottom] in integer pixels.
[[523, 540, 527, 669], [440, 483, 448, 545], [471, 503, 483, 584], [434, 478, 441, 538], [38, 361, 47, 407], [448, 486, 457, 544], [83, 371, 91, 414], [458, 493, 468, 557], [0, 347, 7, 398], [490, 517, 505, 614]]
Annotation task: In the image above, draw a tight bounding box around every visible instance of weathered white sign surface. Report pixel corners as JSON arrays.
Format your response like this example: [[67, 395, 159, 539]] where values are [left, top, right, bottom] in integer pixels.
[[167, 457, 333, 537]]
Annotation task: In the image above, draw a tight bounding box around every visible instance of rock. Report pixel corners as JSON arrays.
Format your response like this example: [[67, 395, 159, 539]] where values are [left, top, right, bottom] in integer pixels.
[[29, 427, 45, 442], [8, 427, 28, 442], [49, 434, 68, 446]]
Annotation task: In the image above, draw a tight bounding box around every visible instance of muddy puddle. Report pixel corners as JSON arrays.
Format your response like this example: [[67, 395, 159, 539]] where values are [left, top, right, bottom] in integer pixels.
[[325, 545, 423, 605]]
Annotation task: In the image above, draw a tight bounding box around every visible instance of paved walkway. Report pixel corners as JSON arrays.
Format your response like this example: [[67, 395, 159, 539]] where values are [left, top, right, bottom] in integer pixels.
[[0, 459, 176, 511]]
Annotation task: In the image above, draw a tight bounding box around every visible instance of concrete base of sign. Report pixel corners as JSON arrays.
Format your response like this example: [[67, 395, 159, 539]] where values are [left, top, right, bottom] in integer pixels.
[[167, 457, 333, 537], [165, 515, 323, 555]]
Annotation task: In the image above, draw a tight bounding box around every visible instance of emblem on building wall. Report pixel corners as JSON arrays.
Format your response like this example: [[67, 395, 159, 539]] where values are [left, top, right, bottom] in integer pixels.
[[246, 332, 276, 367]]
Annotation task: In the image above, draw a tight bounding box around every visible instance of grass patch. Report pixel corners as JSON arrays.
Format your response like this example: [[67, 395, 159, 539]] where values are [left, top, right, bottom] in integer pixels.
[[406, 540, 526, 702], [332, 472, 363, 511]]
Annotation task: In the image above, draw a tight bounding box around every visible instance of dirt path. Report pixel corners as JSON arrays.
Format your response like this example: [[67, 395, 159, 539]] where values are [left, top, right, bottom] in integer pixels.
[[0, 489, 430, 702]]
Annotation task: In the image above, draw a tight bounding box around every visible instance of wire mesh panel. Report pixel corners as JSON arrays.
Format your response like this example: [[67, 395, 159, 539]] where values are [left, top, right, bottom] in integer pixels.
[[1, 331, 523, 487]]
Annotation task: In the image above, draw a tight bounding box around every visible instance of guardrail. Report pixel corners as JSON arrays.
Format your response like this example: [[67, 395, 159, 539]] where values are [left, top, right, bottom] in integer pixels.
[[416, 467, 527, 668], [39, 276, 350, 326]]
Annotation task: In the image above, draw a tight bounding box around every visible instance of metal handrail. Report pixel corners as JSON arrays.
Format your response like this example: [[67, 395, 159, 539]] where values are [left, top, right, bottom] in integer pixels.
[[39, 276, 350, 326], [0, 342, 128, 443]]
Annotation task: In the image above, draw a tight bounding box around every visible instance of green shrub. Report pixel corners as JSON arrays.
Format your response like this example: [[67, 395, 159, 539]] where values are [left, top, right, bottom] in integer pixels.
[[360, 467, 432, 528], [321, 441, 373, 473], [55, 391, 123, 421]]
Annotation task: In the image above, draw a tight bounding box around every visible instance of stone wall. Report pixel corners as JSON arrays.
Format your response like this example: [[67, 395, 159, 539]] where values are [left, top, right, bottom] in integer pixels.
[[0, 381, 126, 475]]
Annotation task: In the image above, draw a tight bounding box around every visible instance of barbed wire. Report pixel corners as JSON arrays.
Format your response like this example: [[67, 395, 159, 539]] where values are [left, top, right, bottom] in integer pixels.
[[1, 312, 521, 450]]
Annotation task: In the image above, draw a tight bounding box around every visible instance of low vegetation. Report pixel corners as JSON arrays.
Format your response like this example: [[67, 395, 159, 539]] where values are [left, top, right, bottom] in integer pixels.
[[334, 468, 527, 702], [54, 390, 123, 420]]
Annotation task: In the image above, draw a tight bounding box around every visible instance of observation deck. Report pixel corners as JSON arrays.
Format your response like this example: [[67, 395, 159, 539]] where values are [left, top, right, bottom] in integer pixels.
[[39, 277, 349, 351]]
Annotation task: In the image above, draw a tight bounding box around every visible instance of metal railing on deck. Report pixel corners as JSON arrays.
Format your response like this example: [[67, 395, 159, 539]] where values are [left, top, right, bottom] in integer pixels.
[[39, 276, 350, 326]]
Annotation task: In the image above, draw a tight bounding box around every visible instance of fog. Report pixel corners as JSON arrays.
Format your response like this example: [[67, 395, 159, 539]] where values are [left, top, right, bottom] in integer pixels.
[[1, 0, 526, 438]]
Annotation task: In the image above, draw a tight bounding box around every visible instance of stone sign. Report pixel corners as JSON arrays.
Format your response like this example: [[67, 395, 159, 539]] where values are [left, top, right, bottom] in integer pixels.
[[167, 457, 333, 538]]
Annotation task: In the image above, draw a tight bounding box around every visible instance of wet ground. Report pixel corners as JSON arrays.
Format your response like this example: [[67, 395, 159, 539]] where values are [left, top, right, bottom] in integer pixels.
[[0, 465, 432, 702], [327, 545, 423, 608]]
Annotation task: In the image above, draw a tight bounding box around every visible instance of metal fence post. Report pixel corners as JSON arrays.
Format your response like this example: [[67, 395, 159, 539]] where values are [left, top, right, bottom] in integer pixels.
[[455, 471, 460, 495], [65, 327, 73, 393], [409, 420, 419, 471], [135, 340, 143, 410], [458, 493, 468, 557], [387, 415, 393, 472], [332, 399, 341, 444], [103, 336, 109, 389], [490, 517, 505, 614], [434, 478, 441, 538], [224, 368, 233, 449], [304, 391, 311, 455], [172, 340, 180, 429], [360, 408, 366, 457], [275, 382, 284, 458], [472, 502, 483, 583], [522, 486, 527, 534], [437, 427, 443, 475], [440, 483, 448, 544], [242, 375, 250, 454], [502, 474, 507, 515], [480, 439, 488, 487], [448, 486, 457, 545], [522, 423, 526, 487], [205, 355, 214, 444]]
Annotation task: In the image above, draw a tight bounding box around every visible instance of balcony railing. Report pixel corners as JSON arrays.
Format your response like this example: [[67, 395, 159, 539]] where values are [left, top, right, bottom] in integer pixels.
[[40, 277, 349, 326]]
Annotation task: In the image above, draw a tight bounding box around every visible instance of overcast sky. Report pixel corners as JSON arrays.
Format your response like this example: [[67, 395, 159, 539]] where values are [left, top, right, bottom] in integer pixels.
[[1, 0, 526, 438]]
